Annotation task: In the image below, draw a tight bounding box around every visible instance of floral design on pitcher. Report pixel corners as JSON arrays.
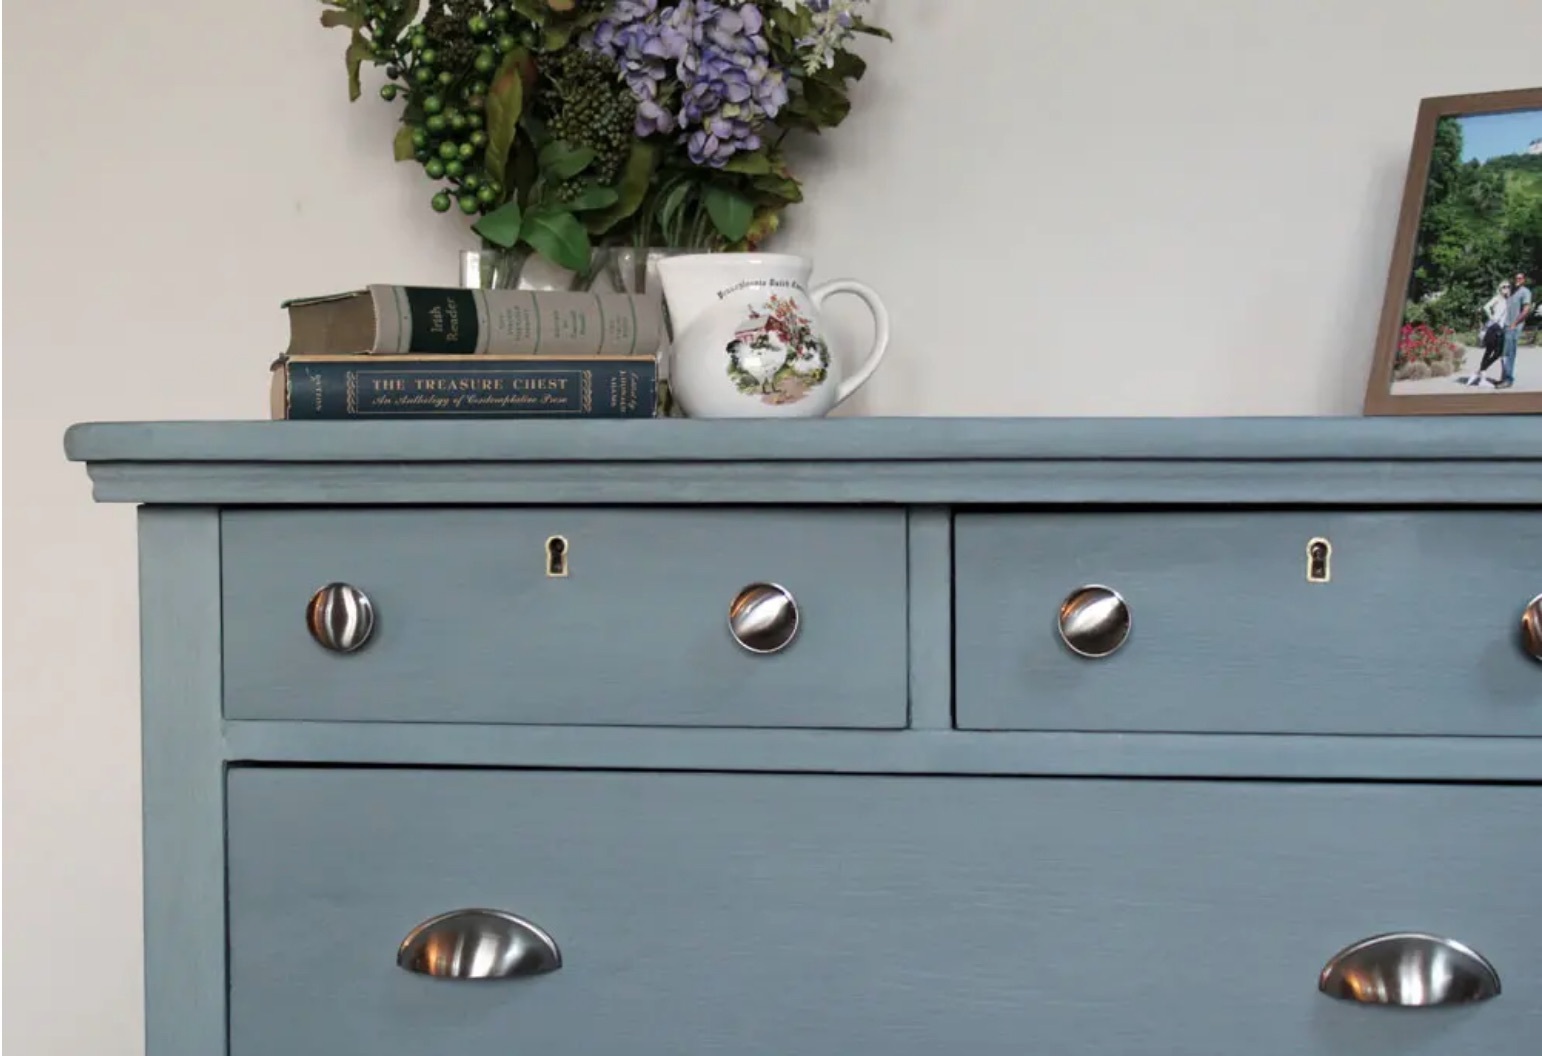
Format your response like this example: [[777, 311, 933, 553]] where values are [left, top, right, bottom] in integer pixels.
[[724, 294, 831, 405]]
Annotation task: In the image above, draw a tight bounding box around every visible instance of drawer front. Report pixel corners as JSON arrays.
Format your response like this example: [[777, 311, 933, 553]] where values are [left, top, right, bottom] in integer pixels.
[[228, 768, 1542, 1056], [221, 507, 908, 728], [955, 510, 1542, 735]]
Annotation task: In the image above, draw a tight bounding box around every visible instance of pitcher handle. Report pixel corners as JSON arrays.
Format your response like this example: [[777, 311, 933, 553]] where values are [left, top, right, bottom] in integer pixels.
[[812, 280, 891, 406]]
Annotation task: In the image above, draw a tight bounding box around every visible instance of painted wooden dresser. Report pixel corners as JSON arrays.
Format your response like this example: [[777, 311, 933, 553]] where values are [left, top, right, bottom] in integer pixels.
[[65, 416, 1542, 1056]]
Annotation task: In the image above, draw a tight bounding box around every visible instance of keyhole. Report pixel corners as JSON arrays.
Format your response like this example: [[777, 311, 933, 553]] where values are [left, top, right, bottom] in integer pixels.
[[1307, 538, 1331, 584], [545, 536, 569, 578]]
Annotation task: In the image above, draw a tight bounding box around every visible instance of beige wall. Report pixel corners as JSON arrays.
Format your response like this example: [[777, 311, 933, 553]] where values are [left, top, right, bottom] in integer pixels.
[[5, 1, 1537, 1051]]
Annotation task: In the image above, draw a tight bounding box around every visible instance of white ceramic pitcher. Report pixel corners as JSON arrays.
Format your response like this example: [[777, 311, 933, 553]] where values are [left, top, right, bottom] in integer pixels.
[[656, 254, 890, 418]]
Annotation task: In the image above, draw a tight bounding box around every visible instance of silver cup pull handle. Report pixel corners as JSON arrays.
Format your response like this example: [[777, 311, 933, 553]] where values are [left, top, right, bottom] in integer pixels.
[[1318, 932, 1500, 1007], [397, 909, 562, 981], [1522, 594, 1541, 662]]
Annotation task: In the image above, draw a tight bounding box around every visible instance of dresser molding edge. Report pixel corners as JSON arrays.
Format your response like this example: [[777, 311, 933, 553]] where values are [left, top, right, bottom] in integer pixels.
[[78, 459, 1542, 506], [220, 723, 1542, 782]]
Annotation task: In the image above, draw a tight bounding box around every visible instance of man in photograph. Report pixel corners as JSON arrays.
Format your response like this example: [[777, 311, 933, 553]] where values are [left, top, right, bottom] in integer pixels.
[[1498, 271, 1533, 390]]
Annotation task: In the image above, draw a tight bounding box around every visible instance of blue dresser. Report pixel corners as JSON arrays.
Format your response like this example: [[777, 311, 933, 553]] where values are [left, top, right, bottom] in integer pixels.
[[65, 417, 1542, 1056]]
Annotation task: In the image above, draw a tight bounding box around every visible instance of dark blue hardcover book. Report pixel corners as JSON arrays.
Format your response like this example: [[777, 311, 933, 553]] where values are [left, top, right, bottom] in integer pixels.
[[273, 355, 657, 419]]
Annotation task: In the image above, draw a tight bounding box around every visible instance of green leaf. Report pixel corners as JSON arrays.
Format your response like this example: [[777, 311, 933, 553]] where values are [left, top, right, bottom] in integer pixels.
[[585, 141, 658, 234], [751, 171, 803, 204], [539, 140, 596, 180], [723, 150, 773, 175], [830, 50, 867, 81], [703, 185, 754, 242], [483, 52, 526, 185], [386, 0, 421, 38], [508, 127, 541, 207], [472, 200, 524, 249], [563, 186, 620, 212], [519, 110, 550, 140], [542, 22, 577, 50], [320, 8, 363, 29], [796, 76, 852, 128], [345, 32, 374, 102], [655, 178, 694, 243], [854, 23, 893, 40], [521, 208, 591, 272], [769, 4, 811, 37], [512, 0, 549, 23], [393, 125, 416, 162]]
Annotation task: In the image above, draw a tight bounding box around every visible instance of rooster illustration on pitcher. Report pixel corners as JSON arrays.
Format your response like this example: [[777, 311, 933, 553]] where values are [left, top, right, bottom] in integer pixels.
[[725, 293, 831, 405], [656, 254, 890, 419]]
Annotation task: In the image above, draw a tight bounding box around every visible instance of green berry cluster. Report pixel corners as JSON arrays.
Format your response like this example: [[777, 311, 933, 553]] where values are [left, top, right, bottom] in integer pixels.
[[354, 0, 412, 51], [376, 1, 525, 216], [545, 48, 637, 200]]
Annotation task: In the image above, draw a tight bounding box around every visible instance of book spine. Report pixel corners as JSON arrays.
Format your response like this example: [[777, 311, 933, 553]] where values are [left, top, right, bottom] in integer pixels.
[[275, 357, 657, 420], [370, 285, 664, 357]]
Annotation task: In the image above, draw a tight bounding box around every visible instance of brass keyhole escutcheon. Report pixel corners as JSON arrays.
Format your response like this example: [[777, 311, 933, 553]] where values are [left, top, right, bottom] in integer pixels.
[[1307, 538, 1332, 584], [545, 536, 569, 578]]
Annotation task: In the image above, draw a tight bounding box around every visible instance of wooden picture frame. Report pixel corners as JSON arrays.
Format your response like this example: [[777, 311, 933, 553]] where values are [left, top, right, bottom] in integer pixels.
[[1364, 87, 1542, 415]]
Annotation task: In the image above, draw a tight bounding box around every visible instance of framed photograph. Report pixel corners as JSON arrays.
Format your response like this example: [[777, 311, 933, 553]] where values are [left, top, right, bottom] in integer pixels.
[[1365, 87, 1542, 415]]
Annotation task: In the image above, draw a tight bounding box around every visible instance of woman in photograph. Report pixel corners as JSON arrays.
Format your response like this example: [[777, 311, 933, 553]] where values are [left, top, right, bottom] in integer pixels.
[[1466, 279, 1512, 386]]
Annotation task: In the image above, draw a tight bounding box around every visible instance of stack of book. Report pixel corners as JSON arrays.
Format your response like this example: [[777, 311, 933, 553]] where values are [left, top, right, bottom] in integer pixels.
[[272, 284, 666, 420]]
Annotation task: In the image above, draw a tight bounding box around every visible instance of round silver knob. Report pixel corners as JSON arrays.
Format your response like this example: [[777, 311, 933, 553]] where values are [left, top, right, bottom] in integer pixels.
[[1058, 585, 1130, 659], [307, 582, 375, 653], [1523, 594, 1542, 663], [728, 582, 799, 655]]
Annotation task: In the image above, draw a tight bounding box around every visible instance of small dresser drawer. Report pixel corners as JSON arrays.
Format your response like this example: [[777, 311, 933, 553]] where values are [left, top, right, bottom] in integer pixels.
[[221, 507, 907, 727], [228, 768, 1542, 1056], [955, 510, 1542, 735]]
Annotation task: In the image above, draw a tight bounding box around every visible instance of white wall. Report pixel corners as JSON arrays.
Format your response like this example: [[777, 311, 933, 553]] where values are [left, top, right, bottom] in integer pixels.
[[4, 1, 1537, 1051]]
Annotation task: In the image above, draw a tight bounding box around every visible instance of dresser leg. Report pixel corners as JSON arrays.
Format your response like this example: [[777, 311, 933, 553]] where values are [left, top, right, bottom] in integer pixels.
[[138, 507, 227, 1056]]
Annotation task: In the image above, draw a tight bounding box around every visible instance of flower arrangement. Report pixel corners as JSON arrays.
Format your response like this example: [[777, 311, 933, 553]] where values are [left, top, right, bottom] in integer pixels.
[[1394, 322, 1466, 381], [319, 0, 888, 271]]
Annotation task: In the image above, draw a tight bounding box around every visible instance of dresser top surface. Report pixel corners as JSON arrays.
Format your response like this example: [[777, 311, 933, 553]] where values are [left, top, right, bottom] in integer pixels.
[[61, 414, 1542, 465]]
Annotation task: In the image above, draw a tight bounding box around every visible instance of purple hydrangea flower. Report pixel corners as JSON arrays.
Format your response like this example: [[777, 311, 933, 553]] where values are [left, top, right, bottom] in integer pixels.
[[586, 0, 685, 135], [588, 0, 789, 166]]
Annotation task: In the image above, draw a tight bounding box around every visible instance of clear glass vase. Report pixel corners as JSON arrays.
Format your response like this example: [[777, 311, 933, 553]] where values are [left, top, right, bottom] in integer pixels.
[[458, 244, 700, 416], [593, 246, 693, 299], [457, 246, 607, 291], [590, 247, 698, 417]]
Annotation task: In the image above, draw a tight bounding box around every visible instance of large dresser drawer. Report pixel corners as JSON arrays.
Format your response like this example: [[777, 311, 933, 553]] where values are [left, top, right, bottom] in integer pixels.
[[955, 510, 1542, 735], [221, 507, 908, 727], [228, 767, 1541, 1056]]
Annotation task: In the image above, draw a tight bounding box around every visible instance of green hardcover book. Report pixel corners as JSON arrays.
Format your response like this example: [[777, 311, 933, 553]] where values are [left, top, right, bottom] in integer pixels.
[[272, 355, 657, 420]]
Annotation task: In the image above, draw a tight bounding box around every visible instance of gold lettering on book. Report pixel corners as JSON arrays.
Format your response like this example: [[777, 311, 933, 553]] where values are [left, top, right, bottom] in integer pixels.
[[410, 375, 570, 393], [349, 369, 589, 414], [424, 299, 461, 343]]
